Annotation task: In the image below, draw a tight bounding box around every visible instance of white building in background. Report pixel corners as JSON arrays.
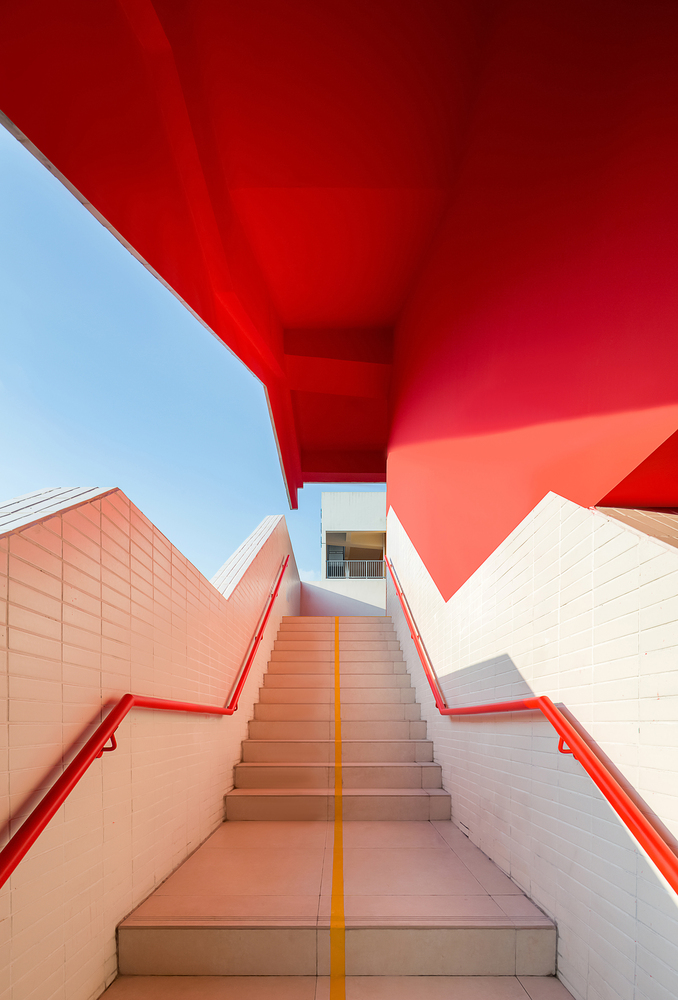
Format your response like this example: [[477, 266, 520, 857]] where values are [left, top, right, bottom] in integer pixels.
[[300, 491, 387, 615]]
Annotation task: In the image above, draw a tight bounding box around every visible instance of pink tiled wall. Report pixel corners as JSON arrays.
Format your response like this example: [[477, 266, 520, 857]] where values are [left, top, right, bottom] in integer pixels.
[[0, 490, 300, 1000]]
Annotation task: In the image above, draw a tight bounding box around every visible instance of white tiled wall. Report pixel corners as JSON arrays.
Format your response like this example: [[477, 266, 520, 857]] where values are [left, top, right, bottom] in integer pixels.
[[387, 493, 678, 1000], [0, 491, 300, 1000]]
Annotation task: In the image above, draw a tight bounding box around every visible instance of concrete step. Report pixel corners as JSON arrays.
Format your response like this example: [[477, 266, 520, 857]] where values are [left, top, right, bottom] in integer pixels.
[[258, 686, 415, 704], [248, 720, 427, 741], [253, 703, 421, 722], [276, 631, 397, 639], [277, 631, 398, 639], [241, 739, 435, 763], [224, 787, 451, 821], [274, 640, 402, 651], [117, 821, 558, 979], [266, 660, 407, 675], [106, 975, 574, 998], [263, 672, 412, 688], [341, 660, 407, 673], [282, 616, 391, 623], [270, 649, 404, 662], [234, 761, 443, 789]]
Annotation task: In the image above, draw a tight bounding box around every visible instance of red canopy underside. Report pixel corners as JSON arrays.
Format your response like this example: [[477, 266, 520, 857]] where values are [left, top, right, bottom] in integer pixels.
[[3, 0, 678, 597]]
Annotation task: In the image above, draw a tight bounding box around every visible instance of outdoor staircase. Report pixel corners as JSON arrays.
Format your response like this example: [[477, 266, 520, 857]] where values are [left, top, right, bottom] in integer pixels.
[[111, 616, 569, 998]]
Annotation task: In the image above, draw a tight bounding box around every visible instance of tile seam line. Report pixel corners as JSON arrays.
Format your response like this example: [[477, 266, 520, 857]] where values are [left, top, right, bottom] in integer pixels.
[[330, 616, 346, 997]]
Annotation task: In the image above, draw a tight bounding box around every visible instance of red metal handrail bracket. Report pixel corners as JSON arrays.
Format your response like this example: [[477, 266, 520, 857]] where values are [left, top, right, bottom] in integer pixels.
[[386, 558, 678, 895], [0, 555, 290, 888]]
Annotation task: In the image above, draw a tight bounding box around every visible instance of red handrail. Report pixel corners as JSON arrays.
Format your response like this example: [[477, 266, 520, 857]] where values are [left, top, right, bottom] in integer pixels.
[[0, 555, 289, 888], [387, 558, 678, 895]]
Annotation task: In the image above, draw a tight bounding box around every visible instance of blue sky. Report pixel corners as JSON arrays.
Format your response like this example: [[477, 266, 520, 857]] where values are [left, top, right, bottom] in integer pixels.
[[0, 125, 385, 581]]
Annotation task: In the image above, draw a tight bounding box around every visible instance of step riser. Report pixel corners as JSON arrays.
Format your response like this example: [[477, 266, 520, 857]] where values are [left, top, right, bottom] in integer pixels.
[[235, 764, 442, 789], [266, 661, 407, 674], [274, 641, 402, 651], [282, 616, 391, 623], [259, 687, 415, 704], [249, 721, 334, 740], [224, 793, 450, 822], [226, 794, 333, 821], [248, 720, 427, 740], [342, 740, 434, 762], [280, 618, 394, 632], [276, 632, 398, 639], [271, 650, 404, 661], [264, 673, 411, 688], [241, 740, 435, 763], [347, 720, 426, 739], [277, 628, 398, 637], [119, 925, 555, 976], [253, 704, 421, 722], [242, 740, 334, 762]]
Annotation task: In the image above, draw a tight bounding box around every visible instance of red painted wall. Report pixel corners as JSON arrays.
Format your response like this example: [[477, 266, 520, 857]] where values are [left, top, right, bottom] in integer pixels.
[[388, 0, 678, 599]]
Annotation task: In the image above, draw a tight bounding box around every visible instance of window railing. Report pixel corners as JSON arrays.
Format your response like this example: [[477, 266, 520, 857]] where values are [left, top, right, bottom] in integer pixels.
[[386, 557, 678, 895], [0, 555, 289, 889], [326, 559, 385, 579]]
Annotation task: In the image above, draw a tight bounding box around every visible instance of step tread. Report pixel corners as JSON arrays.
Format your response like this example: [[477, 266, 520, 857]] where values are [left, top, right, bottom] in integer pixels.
[[227, 787, 449, 797], [236, 761, 441, 767], [120, 914, 553, 930]]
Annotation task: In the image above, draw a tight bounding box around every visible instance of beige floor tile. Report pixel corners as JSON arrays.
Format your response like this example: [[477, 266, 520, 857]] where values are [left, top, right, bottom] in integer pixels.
[[345, 927, 516, 975], [341, 764, 426, 789], [153, 847, 325, 897], [317, 928, 331, 975], [207, 822, 329, 850], [518, 977, 576, 999], [342, 794, 431, 822], [226, 791, 332, 821], [493, 894, 545, 918], [104, 978, 319, 999], [319, 844, 336, 901], [516, 928, 557, 976], [259, 687, 334, 702], [344, 849, 485, 896], [314, 975, 331, 1000], [344, 977, 530, 999], [432, 823, 523, 894], [248, 720, 333, 739], [342, 893, 505, 918], [342, 821, 446, 849], [130, 894, 321, 920], [243, 740, 334, 763], [104, 977, 570, 1000], [255, 703, 336, 720]]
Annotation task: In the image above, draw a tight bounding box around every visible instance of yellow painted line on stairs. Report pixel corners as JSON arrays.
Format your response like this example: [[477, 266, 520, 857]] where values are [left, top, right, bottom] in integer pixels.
[[330, 616, 346, 998]]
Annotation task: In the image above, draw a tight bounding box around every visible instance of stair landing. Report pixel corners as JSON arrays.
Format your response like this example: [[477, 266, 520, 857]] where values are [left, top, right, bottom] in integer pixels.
[[118, 820, 556, 978]]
